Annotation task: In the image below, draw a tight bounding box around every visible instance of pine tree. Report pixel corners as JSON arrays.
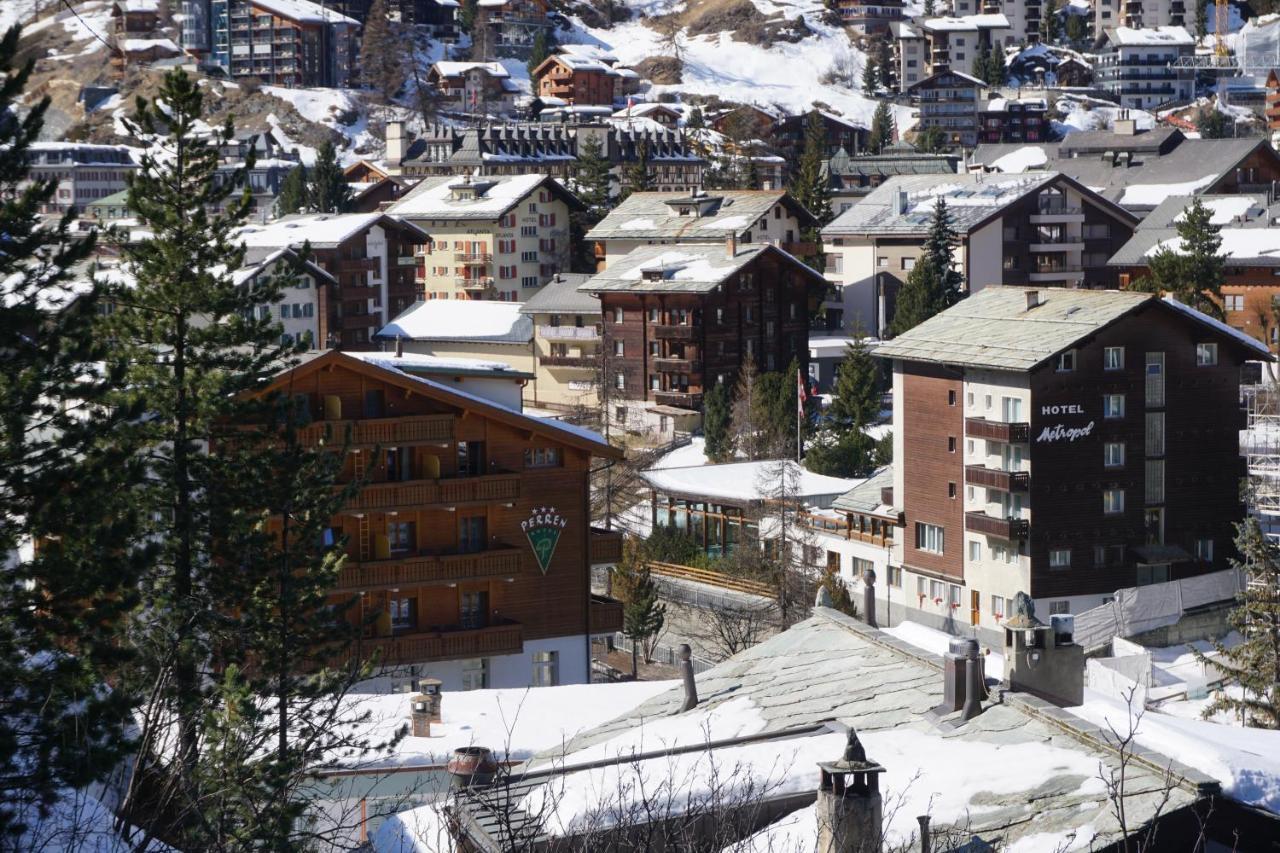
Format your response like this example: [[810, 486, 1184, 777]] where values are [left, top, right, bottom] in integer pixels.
[[526, 27, 552, 79], [1196, 0, 1209, 41], [971, 47, 989, 84], [804, 429, 875, 478], [1132, 197, 1226, 320], [922, 196, 963, 307], [791, 111, 832, 225], [829, 336, 882, 429], [0, 24, 144, 839], [105, 69, 348, 847], [986, 44, 1007, 85], [459, 0, 478, 32], [615, 541, 666, 678], [1041, 0, 1061, 44], [309, 139, 351, 214], [888, 256, 948, 336], [867, 100, 893, 154], [1065, 12, 1086, 46], [1193, 518, 1280, 728], [862, 56, 878, 95], [924, 0, 935, 14], [1200, 104, 1231, 138], [360, 0, 402, 102], [875, 38, 894, 90], [703, 381, 733, 463], [276, 163, 309, 216]]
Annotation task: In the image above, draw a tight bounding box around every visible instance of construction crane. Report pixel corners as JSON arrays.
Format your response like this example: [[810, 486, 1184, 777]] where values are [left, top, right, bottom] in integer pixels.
[[1216, 0, 1230, 57]]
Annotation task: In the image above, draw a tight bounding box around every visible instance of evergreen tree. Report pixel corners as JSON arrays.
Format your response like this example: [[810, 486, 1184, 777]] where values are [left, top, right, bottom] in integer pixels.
[[875, 38, 894, 90], [703, 380, 734, 463], [862, 56, 879, 95], [829, 336, 882, 429], [619, 139, 654, 202], [1196, 0, 1209, 41], [571, 134, 612, 269], [888, 256, 949, 336], [526, 28, 552, 79], [0, 24, 144, 839], [924, 0, 935, 14], [867, 100, 893, 154], [1193, 518, 1280, 728], [615, 541, 666, 678], [804, 429, 876, 478], [971, 46, 989, 84], [1065, 12, 1086, 46], [922, 196, 963, 306], [308, 139, 351, 214], [986, 44, 1007, 85], [1132, 197, 1226, 320], [791, 111, 833, 225], [1041, 0, 1061, 43], [459, 0, 478, 32], [1200, 105, 1231, 138], [687, 106, 705, 129], [915, 124, 947, 153], [359, 0, 403, 102], [752, 359, 803, 459], [276, 163, 309, 216]]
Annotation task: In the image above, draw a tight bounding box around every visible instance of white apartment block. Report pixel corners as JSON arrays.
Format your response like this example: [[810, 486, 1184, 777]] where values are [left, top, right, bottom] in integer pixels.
[[23, 143, 138, 215]]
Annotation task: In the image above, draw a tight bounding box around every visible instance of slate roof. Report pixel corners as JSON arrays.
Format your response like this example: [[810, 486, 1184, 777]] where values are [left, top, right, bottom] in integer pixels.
[[577, 243, 824, 295], [517, 273, 599, 315], [448, 609, 1212, 851], [826, 146, 960, 181], [831, 464, 896, 516], [586, 190, 816, 242], [1107, 195, 1280, 268]]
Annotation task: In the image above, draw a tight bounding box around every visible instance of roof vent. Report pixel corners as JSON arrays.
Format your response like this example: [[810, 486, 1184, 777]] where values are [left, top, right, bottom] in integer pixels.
[[893, 189, 909, 216], [1025, 290, 1041, 310]]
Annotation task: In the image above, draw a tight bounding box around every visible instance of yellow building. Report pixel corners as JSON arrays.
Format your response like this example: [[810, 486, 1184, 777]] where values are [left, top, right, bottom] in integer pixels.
[[388, 173, 583, 303], [518, 273, 600, 412]]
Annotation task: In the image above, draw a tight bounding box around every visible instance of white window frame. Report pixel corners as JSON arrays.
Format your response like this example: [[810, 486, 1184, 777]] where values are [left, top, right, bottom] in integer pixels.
[[1103, 488, 1125, 515], [1104, 442, 1125, 468], [915, 522, 945, 554], [1104, 346, 1124, 370], [1104, 394, 1126, 419], [1049, 548, 1071, 569], [1196, 342, 1218, 366]]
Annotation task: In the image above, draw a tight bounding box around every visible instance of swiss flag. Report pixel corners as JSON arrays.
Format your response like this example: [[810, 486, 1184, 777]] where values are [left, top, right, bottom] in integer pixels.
[[796, 368, 807, 420]]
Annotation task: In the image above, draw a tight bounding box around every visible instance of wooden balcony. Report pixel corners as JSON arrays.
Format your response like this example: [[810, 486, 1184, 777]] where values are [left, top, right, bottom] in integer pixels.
[[653, 324, 698, 341], [334, 545, 523, 591], [361, 621, 523, 665], [298, 414, 455, 447], [337, 257, 379, 273], [541, 355, 595, 368], [589, 594, 624, 635], [341, 314, 378, 330], [348, 472, 520, 511], [965, 465, 1029, 491], [340, 285, 378, 301], [653, 357, 701, 373], [590, 526, 624, 564], [964, 511, 1029, 540], [652, 390, 700, 409], [965, 417, 1030, 443]]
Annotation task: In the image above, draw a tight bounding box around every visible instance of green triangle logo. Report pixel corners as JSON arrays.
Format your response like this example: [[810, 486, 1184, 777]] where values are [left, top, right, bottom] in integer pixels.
[[522, 507, 567, 575]]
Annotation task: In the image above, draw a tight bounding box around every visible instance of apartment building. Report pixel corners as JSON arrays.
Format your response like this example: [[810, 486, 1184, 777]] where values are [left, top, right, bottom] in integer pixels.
[[475, 0, 552, 58], [978, 97, 1049, 144], [820, 172, 1139, 336], [963, 0, 1038, 46], [586, 189, 818, 270], [518, 273, 602, 412], [214, 0, 360, 88], [253, 350, 624, 690], [825, 143, 960, 217], [378, 299, 536, 374], [235, 212, 428, 349], [427, 61, 520, 114], [579, 240, 827, 438], [1096, 26, 1195, 110], [803, 466, 903, 595], [892, 22, 928, 92], [532, 54, 625, 106], [20, 143, 138, 215], [1267, 69, 1280, 137], [908, 69, 988, 149], [1093, 0, 1189, 39], [773, 110, 865, 160], [834, 0, 906, 35], [386, 173, 582, 302], [872, 286, 1266, 642], [232, 247, 337, 347]]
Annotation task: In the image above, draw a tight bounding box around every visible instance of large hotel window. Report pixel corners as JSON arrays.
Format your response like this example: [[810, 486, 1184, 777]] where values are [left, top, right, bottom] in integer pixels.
[[915, 522, 944, 554], [1104, 394, 1126, 419], [1104, 346, 1124, 370], [1103, 488, 1125, 515]]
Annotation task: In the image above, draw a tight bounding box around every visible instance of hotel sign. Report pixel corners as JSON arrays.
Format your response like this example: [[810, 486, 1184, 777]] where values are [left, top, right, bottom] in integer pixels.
[[522, 506, 568, 575], [1036, 404, 1094, 443]]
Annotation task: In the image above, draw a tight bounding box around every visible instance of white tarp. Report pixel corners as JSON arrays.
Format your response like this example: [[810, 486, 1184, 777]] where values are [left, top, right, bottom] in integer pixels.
[[1073, 568, 1243, 652]]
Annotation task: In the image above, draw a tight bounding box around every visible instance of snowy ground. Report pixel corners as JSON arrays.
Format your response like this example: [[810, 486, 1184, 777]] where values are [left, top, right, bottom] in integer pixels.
[[1054, 94, 1156, 136], [879, 618, 1005, 673]]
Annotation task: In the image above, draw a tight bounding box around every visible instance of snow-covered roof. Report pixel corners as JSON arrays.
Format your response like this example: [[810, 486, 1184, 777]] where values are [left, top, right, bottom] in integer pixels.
[[249, 0, 358, 24], [432, 61, 510, 78], [234, 213, 419, 250], [388, 174, 562, 221], [1106, 25, 1195, 47], [641, 459, 861, 507], [377, 299, 532, 344], [343, 350, 528, 378], [922, 13, 1008, 30], [121, 37, 179, 52], [587, 189, 813, 242], [115, 0, 160, 12], [579, 242, 823, 295], [518, 273, 598, 315], [987, 145, 1049, 172]]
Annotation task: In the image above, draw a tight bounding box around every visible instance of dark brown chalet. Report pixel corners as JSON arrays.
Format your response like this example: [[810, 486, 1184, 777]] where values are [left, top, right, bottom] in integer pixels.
[[580, 239, 827, 432], [874, 286, 1269, 642], [237, 212, 428, 349], [253, 351, 624, 690]]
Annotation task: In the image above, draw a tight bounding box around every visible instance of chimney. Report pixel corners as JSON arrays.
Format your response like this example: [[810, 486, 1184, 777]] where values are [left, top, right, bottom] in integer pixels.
[[1025, 289, 1041, 310], [678, 643, 699, 712], [409, 679, 442, 736], [1114, 116, 1137, 136], [386, 120, 406, 167], [917, 816, 931, 853], [817, 729, 885, 853], [395, 334, 403, 358], [939, 638, 979, 713], [1002, 592, 1084, 706], [862, 568, 878, 629], [893, 189, 909, 216], [446, 746, 499, 789], [726, 233, 738, 259]]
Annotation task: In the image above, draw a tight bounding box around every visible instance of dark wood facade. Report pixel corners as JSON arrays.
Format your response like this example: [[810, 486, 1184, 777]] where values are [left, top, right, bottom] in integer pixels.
[[258, 353, 622, 668], [596, 250, 825, 411], [900, 362, 966, 581]]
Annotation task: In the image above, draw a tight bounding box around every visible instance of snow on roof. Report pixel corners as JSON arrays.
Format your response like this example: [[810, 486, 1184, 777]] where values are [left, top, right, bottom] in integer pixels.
[[1174, 195, 1260, 225], [116, 0, 160, 11], [923, 13, 1008, 30], [343, 350, 523, 375], [580, 244, 782, 295], [546, 54, 611, 73], [1114, 173, 1217, 207], [432, 61, 510, 78], [641, 459, 862, 507], [234, 213, 390, 249], [121, 37, 179, 52], [377, 299, 532, 344], [1161, 294, 1272, 357], [557, 43, 619, 63], [388, 173, 549, 220], [250, 0, 358, 24], [1148, 227, 1280, 267], [1107, 25, 1194, 46], [988, 145, 1049, 173]]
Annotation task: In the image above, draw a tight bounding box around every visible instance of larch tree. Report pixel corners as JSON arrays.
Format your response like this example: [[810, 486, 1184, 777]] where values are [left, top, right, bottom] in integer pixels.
[[1193, 518, 1280, 728], [1133, 197, 1226, 320], [0, 23, 145, 840], [309, 139, 352, 214], [360, 0, 403, 102], [731, 357, 769, 460]]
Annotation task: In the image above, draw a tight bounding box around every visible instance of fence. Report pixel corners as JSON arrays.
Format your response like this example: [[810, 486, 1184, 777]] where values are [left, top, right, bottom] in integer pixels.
[[608, 633, 718, 675], [1073, 568, 1243, 652]]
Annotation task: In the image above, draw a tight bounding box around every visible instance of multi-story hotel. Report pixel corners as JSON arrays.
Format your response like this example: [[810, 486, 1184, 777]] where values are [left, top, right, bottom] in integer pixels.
[[213, 0, 360, 88], [1096, 26, 1195, 110], [387, 173, 582, 302], [872, 286, 1267, 643], [21, 143, 137, 215], [256, 350, 624, 690]]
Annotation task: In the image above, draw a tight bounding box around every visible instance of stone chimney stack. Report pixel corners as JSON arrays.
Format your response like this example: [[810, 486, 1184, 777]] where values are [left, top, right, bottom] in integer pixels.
[[862, 568, 877, 629], [678, 643, 699, 712], [408, 677, 442, 736], [817, 729, 885, 853], [386, 120, 406, 168], [726, 232, 738, 259]]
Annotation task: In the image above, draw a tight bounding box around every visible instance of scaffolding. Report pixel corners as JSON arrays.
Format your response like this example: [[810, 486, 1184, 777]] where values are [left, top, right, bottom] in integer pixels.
[[1243, 380, 1280, 550]]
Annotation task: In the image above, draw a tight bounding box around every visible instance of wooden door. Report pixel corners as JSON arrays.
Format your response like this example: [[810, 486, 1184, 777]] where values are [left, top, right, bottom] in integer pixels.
[[970, 589, 981, 626]]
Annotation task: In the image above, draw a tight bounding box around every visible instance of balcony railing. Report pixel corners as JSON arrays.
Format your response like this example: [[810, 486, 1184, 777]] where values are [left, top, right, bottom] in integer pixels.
[[590, 527, 624, 564], [965, 511, 1029, 540], [589, 595, 624, 635], [298, 414, 455, 447], [653, 325, 697, 341], [342, 314, 377, 330], [336, 545, 523, 591], [1033, 201, 1082, 216], [337, 257, 378, 273], [454, 252, 492, 264], [965, 417, 1029, 443], [538, 325, 599, 341], [965, 465, 1029, 492], [456, 277, 495, 290], [541, 355, 594, 368], [652, 390, 700, 408], [653, 357, 701, 373], [361, 621, 523, 665], [347, 472, 520, 511]]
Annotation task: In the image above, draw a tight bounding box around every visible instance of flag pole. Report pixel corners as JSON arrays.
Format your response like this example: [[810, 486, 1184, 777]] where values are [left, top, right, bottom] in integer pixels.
[[796, 368, 804, 464]]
